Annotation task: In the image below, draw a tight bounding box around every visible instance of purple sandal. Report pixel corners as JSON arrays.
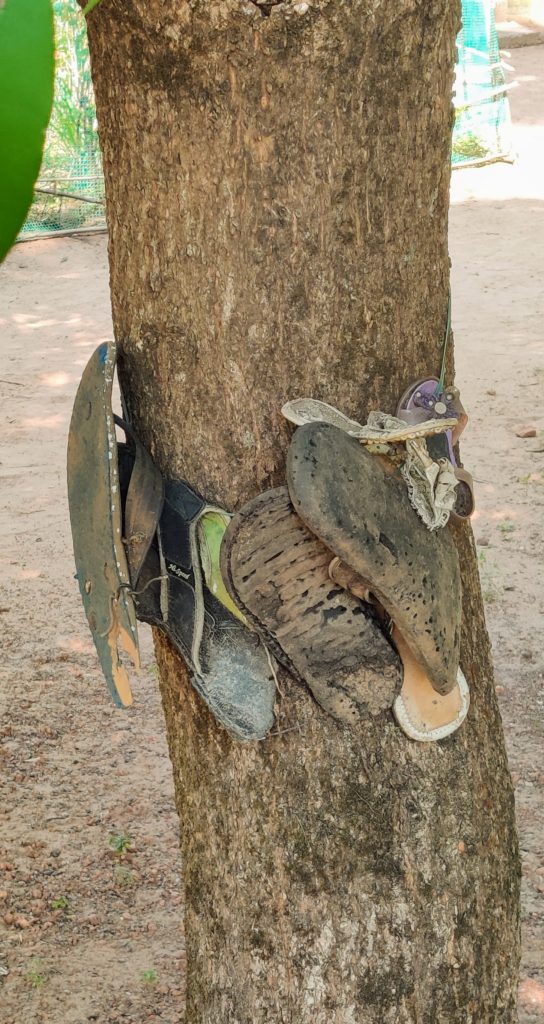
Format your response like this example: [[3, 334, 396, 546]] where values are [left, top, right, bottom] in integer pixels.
[[397, 378, 474, 521]]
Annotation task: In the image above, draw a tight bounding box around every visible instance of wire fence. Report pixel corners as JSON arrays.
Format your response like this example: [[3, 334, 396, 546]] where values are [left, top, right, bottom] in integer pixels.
[[453, 0, 514, 167], [19, 0, 514, 239], [19, 0, 106, 240]]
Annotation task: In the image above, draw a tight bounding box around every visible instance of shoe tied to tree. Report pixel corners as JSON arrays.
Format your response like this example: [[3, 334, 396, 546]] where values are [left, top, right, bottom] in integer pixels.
[[327, 559, 470, 742], [282, 397, 457, 441], [67, 341, 141, 708], [221, 487, 403, 725], [286, 421, 463, 698], [396, 377, 475, 521], [68, 341, 276, 742], [117, 434, 277, 742]]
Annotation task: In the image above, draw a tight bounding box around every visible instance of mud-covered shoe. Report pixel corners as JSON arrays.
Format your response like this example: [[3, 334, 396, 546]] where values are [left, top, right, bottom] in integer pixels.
[[220, 487, 402, 724], [67, 342, 141, 708], [328, 559, 470, 741], [117, 436, 277, 742], [286, 421, 462, 696]]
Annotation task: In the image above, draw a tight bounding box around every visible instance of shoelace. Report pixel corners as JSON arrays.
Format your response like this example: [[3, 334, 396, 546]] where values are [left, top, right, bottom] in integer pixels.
[[435, 293, 452, 397]]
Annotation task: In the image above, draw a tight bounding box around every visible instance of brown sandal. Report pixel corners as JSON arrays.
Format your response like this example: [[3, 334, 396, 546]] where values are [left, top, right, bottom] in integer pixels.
[[221, 488, 402, 723]]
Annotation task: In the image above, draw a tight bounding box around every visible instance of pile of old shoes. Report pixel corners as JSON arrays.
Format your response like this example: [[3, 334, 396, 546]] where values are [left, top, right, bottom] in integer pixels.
[[67, 342, 470, 744], [67, 341, 276, 742], [222, 417, 470, 742], [288, 419, 470, 740]]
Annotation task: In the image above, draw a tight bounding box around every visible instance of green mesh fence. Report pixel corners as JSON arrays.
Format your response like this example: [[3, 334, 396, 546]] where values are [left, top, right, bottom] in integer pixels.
[[20, 0, 513, 238], [453, 0, 514, 167], [19, 0, 105, 239]]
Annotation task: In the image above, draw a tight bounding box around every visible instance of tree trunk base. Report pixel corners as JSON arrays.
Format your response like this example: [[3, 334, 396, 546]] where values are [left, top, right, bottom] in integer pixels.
[[87, 1, 521, 1018]]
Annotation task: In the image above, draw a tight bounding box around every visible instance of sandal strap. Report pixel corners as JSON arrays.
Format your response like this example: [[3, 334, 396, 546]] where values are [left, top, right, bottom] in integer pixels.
[[114, 415, 164, 587]]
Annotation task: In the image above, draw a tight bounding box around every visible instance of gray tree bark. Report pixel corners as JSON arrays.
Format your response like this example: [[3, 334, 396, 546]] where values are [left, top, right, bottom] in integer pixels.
[[86, 2, 520, 1021]]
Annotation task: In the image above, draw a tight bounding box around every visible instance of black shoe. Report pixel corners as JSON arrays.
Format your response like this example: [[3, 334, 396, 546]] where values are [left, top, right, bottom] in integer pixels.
[[117, 431, 277, 742]]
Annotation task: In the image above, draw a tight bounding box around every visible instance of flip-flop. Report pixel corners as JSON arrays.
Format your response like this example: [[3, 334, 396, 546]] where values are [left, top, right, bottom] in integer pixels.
[[327, 559, 470, 741], [220, 488, 402, 723], [286, 421, 462, 696], [117, 416, 164, 587], [67, 342, 142, 708], [397, 378, 474, 520], [116, 434, 277, 743]]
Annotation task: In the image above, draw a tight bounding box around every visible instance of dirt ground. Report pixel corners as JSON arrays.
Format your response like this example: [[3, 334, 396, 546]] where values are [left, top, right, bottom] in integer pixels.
[[1, 44, 543, 1024]]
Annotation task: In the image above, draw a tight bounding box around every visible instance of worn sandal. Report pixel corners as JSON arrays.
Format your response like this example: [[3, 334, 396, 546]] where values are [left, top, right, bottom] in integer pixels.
[[328, 559, 469, 741], [67, 342, 142, 708], [68, 341, 276, 741], [282, 398, 458, 446], [397, 378, 474, 520], [286, 421, 462, 696], [220, 487, 402, 723]]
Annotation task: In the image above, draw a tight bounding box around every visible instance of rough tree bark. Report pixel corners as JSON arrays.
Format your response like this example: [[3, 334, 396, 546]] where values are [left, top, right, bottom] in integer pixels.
[[86, 2, 520, 1021]]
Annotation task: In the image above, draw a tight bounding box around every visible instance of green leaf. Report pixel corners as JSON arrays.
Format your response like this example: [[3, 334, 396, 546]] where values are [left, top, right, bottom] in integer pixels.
[[0, 0, 54, 261], [82, 0, 103, 15]]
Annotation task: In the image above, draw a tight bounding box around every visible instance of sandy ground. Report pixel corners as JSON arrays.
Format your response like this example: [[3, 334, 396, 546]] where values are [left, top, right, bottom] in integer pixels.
[[1, 44, 543, 1024]]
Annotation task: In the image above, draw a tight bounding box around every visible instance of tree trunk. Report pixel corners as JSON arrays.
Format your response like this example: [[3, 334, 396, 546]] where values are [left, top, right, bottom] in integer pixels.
[[87, 2, 520, 1021]]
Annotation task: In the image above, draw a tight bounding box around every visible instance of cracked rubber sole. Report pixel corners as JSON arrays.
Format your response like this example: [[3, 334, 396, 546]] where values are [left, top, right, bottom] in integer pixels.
[[221, 488, 402, 724]]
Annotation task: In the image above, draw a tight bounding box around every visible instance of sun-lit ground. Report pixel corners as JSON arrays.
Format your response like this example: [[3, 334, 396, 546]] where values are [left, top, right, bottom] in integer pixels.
[[451, 44, 544, 1021]]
